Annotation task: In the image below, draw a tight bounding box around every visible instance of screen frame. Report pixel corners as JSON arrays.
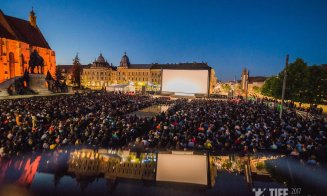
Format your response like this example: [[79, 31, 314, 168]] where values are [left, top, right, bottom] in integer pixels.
[[160, 68, 210, 96]]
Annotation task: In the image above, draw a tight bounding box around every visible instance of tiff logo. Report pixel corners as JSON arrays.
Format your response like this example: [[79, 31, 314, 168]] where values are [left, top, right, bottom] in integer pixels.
[[252, 188, 288, 196]]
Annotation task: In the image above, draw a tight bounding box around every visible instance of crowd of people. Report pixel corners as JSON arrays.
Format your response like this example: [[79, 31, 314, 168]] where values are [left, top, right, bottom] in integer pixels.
[[142, 99, 326, 161], [0, 92, 170, 157], [258, 97, 325, 117], [0, 92, 326, 163]]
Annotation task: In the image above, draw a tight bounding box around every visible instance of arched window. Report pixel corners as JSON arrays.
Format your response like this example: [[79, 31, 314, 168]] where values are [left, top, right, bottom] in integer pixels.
[[21, 54, 25, 74], [9, 52, 15, 78]]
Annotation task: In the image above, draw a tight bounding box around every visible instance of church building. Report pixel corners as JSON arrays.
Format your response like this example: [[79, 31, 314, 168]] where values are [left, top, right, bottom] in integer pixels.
[[0, 9, 56, 83]]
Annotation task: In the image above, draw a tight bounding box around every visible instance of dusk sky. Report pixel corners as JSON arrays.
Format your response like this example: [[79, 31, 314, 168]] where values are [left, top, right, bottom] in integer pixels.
[[2, 0, 327, 81]]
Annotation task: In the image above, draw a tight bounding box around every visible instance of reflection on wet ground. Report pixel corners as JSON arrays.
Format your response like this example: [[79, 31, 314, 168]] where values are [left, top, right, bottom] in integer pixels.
[[127, 105, 170, 118], [0, 147, 326, 196]]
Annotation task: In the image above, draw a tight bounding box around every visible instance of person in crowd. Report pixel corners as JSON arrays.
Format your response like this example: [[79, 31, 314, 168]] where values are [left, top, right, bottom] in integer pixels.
[[0, 92, 326, 163], [0, 92, 170, 157]]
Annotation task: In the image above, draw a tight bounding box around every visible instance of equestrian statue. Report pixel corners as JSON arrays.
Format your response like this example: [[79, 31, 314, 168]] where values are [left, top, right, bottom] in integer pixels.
[[28, 50, 45, 74]]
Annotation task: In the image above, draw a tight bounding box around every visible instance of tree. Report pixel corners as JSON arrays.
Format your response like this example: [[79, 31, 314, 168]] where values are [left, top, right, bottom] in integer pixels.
[[252, 86, 261, 94], [71, 53, 82, 88], [281, 58, 308, 101], [221, 83, 232, 92], [261, 58, 327, 104], [303, 65, 327, 103], [261, 76, 282, 98]]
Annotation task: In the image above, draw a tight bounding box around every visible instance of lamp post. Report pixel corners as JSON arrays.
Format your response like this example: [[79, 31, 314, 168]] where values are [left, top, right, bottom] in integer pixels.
[[279, 54, 289, 119]]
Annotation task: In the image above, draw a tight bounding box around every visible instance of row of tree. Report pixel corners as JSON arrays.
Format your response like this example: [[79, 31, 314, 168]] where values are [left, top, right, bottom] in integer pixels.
[[261, 58, 327, 104]]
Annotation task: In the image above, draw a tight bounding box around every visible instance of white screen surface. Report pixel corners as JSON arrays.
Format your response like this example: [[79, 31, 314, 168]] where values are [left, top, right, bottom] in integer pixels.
[[156, 154, 208, 185], [161, 69, 208, 95]]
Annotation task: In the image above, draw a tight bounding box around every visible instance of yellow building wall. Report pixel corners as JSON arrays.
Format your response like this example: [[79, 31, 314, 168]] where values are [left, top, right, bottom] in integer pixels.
[[116, 68, 161, 85], [82, 67, 115, 89]]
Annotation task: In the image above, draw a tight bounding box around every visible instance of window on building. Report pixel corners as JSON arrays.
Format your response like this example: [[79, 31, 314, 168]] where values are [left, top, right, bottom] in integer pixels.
[[20, 55, 24, 74], [9, 52, 15, 78]]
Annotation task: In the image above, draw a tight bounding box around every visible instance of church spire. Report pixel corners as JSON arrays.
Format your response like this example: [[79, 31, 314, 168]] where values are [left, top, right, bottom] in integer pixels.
[[29, 7, 37, 28]]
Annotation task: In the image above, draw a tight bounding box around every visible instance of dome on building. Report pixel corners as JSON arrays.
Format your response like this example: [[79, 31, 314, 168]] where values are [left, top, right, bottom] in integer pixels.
[[96, 53, 106, 63], [119, 52, 130, 68], [91, 53, 110, 68]]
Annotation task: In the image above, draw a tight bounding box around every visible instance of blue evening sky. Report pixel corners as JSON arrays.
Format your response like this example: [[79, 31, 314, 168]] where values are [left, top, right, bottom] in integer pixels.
[[1, 0, 327, 81]]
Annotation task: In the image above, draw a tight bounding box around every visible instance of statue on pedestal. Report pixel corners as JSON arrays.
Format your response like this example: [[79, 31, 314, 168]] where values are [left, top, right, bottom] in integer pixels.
[[45, 71, 68, 93], [28, 50, 45, 74]]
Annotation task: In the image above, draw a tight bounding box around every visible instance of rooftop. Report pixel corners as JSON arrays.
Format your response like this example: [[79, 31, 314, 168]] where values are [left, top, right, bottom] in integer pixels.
[[0, 10, 51, 49]]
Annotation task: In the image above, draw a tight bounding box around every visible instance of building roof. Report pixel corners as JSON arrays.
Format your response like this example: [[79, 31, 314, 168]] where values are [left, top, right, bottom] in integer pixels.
[[0, 10, 51, 49], [153, 62, 211, 70], [248, 76, 267, 83], [96, 53, 106, 64], [91, 53, 113, 68], [126, 62, 211, 70], [118, 52, 211, 70], [57, 64, 91, 68], [128, 64, 154, 69], [119, 52, 130, 67], [57, 64, 118, 72], [57, 64, 91, 72], [58, 62, 211, 71]]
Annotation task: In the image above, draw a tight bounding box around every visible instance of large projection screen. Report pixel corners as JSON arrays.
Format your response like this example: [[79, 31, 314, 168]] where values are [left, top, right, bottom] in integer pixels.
[[161, 69, 209, 95], [156, 154, 208, 185]]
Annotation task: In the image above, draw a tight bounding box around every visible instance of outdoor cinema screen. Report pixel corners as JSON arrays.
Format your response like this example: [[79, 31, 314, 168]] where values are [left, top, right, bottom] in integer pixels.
[[156, 153, 208, 185], [161, 69, 209, 95]]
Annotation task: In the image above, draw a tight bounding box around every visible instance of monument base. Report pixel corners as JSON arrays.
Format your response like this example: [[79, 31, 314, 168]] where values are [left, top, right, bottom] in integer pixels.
[[29, 74, 52, 95], [0, 90, 9, 97]]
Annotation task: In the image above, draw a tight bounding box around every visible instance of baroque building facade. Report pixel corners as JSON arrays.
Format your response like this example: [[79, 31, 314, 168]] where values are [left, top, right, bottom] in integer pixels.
[[82, 53, 117, 87], [0, 9, 56, 83], [58, 52, 218, 93], [115, 52, 162, 86]]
